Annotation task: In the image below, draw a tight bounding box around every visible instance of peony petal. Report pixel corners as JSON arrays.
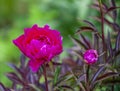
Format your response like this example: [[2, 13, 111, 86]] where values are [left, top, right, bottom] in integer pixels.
[[24, 24, 38, 35], [13, 35, 26, 54], [28, 59, 43, 72], [26, 39, 41, 59], [44, 24, 50, 29]]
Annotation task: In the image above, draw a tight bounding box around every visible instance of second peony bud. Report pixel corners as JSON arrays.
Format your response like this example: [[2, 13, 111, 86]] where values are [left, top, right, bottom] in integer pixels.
[[83, 49, 98, 65]]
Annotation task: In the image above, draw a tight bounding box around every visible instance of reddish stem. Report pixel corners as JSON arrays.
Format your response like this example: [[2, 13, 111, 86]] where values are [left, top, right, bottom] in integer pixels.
[[99, 0, 107, 61], [43, 64, 49, 91]]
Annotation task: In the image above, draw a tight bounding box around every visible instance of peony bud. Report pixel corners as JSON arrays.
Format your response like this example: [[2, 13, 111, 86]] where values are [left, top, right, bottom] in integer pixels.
[[83, 49, 98, 65]]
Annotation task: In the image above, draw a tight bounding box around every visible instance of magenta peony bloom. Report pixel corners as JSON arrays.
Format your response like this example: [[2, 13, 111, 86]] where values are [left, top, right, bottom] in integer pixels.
[[13, 24, 63, 72], [83, 49, 98, 65]]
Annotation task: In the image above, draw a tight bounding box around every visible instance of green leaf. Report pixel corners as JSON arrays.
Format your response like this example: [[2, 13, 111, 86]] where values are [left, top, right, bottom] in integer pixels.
[[53, 66, 61, 85]]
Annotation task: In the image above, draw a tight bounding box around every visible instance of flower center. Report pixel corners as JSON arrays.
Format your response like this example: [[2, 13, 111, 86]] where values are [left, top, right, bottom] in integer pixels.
[[88, 53, 96, 59], [37, 35, 51, 45]]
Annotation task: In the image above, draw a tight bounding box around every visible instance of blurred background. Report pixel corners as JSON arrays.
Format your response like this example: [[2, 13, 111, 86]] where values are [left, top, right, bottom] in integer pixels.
[[0, 0, 120, 87]]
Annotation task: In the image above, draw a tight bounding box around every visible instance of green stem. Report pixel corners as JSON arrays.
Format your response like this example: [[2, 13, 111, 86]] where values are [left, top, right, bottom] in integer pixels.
[[43, 64, 49, 91]]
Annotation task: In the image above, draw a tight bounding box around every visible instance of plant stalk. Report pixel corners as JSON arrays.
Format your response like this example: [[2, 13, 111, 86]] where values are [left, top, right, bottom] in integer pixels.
[[86, 65, 90, 91], [99, 0, 107, 61], [43, 64, 49, 91]]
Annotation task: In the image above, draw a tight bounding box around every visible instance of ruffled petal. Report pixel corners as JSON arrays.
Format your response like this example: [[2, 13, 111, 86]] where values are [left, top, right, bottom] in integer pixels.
[[13, 35, 26, 54], [28, 59, 43, 72]]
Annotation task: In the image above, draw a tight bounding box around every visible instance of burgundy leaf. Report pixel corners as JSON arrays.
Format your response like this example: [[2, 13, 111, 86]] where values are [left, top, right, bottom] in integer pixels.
[[6, 72, 24, 85], [102, 77, 120, 85], [80, 34, 91, 49], [79, 26, 95, 32], [78, 73, 86, 82], [95, 72, 119, 82], [94, 17, 112, 27], [115, 50, 120, 58], [112, 23, 120, 31], [103, 18, 120, 31], [76, 26, 96, 35], [72, 66, 84, 78], [93, 32, 99, 50], [91, 3, 107, 12], [8, 63, 23, 75], [60, 85, 74, 90], [63, 58, 77, 67], [94, 16, 120, 31], [83, 20, 100, 36], [70, 36, 88, 50], [115, 31, 120, 52], [69, 50, 83, 59], [20, 54, 26, 69], [110, 0, 116, 8], [109, 0, 117, 21], [105, 7, 120, 15], [0, 83, 7, 91], [90, 66, 105, 85], [8, 63, 28, 82], [83, 20, 95, 28], [52, 62, 62, 66], [28, 72, 36, 84], [107, 32, 113, 57], [54, 72, 72, 87]]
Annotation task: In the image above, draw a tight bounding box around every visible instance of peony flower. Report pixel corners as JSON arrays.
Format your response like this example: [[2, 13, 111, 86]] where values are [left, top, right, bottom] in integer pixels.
[[13, 24, 63, 72], [83, 49, 98, 65]]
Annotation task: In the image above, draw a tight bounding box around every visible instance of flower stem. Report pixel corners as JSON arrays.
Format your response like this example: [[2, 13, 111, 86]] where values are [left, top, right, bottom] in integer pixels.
[[99, 0, 107, 61], [43, 64, 49, 91], [86, 65, 90, 91]]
